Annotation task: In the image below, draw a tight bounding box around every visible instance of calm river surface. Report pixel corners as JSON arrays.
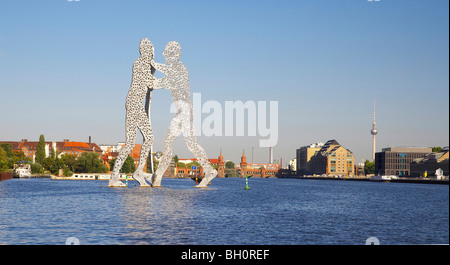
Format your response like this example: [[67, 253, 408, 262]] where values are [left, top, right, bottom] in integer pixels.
[[0, 177, 448, 245]]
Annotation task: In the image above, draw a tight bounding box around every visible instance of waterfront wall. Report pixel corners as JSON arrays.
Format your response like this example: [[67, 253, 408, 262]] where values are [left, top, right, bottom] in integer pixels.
[[298, 175, 448, 185], [0, 172, 13, 181]]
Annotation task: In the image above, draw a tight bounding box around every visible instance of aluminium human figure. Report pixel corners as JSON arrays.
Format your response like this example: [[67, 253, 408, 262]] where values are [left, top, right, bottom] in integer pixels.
[[150, 41, 217, 188], [108, 38, 158, 187]]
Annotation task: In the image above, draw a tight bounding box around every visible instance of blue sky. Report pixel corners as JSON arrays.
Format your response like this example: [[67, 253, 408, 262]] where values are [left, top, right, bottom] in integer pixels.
[[0, 0, 448, 165]]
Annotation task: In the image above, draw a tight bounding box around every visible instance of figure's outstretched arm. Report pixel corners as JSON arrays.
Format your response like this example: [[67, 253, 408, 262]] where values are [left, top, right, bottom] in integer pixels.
[[152, 77, 167, 90], [150, 60, 171, 90], [151, 60, 170, 75]]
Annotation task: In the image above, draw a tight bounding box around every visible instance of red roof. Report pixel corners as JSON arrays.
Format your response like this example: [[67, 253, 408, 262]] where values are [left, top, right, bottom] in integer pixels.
[[182, 158, 220, 164], [65, 142, 90, 148]]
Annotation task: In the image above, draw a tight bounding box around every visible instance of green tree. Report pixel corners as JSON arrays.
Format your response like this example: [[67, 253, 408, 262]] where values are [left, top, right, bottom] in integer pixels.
[[173, 155, 179, 164], [224, 161, 238, 177], [153, 159, 159, 173], [431, 147, 442, 152], [43, 157, 54, 172], [122, 156, 136, 173], [45, 155, 63, 174], [31, 163, 43, 174], [0, 143, 14, 169], [225, 168, 239, 177], [0, 143, 31, 169], [0, 143, 13, 157], [61, 154, 77, 172], [75, 152, 108, 173], [13, 151, 29, 163], [63, 167, 73, 177], [35, 134, 46, 165], [187, 161, 201, 169], [109, 156, 136, 174], [225, 161, 235, 169], [364, 160, 375, 175], [109, 159, 115, 172], [50, 147, 56, 160], [41, 147, 63, 174], [177, 162, 187, 168], [0, 146, 7, 171]]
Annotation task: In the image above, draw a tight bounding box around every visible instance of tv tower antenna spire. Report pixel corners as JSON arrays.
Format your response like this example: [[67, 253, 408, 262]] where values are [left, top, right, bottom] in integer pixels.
[[370, 99, 378, 162]]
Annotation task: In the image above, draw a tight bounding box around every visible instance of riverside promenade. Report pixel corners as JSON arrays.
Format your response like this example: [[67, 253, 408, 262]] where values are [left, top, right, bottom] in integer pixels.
[[300, 175, 449, 185]]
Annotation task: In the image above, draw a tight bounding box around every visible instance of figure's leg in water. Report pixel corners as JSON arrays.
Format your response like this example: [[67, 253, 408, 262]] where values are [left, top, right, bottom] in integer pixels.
[[132, 110, 154, 187], [108, 114, 138, 187], [184, 133, 217, 188], [152, 116, 182, 187]]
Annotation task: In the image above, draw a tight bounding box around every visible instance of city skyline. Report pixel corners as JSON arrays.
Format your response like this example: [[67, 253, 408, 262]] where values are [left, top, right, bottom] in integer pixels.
[[0, 0, 448, 165]]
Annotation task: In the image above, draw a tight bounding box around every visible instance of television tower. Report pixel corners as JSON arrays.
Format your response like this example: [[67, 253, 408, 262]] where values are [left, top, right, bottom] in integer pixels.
[[370, 99, 378, 161]]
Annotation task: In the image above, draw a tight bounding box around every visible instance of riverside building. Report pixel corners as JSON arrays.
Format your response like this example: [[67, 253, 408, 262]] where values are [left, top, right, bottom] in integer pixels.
[[374, 146, 432, 177], [409, 146, 449, 178], [296, 142, 324, 176], [308, 140, 355, 176], [0, 138, 102, 161]]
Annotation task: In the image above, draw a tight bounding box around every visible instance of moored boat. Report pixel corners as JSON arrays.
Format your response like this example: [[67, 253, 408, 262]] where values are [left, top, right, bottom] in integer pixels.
[[13, 162, 31, 178], [371, 175, 392, 182]]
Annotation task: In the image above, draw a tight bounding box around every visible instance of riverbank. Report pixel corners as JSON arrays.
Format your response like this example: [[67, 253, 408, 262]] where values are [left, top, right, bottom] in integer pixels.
[[299, 175, 449, 185], [0, 172, 13, 181], [6, 172, 448, 185], [1, 172, 54, 180], [51, 173, 126, 181], [31, 174, 52, 178]]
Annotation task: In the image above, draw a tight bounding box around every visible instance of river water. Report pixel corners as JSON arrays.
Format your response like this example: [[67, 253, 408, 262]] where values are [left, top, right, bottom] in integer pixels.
[[0, 177, 448, 245]]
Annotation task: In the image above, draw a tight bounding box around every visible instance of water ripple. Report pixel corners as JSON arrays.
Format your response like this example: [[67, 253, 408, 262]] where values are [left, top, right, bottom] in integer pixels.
[[0, 178, 448, 244]]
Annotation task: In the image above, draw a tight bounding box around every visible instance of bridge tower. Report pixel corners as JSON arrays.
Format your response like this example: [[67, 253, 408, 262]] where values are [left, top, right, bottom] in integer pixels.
[[218, 150, 225, 178], [240, 150, 248, 178]]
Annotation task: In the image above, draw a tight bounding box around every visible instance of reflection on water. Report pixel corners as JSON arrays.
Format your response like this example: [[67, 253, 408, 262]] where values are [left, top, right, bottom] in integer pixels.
[[116, 186, 201, 244]]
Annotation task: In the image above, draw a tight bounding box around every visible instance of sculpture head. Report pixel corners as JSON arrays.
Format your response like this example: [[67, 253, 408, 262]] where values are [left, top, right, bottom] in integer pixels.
[[139, 38, 154, 59], [163, 41, 182, 64]]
